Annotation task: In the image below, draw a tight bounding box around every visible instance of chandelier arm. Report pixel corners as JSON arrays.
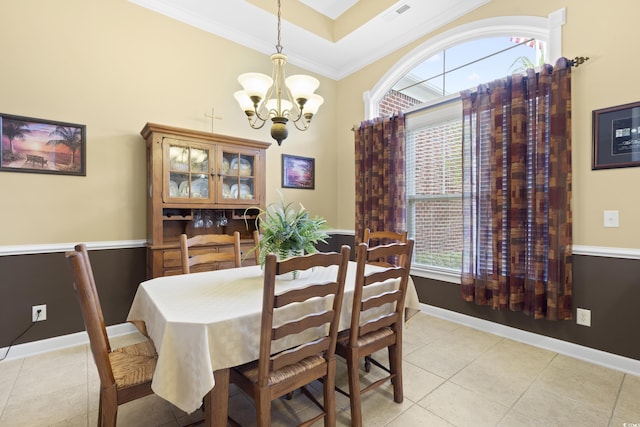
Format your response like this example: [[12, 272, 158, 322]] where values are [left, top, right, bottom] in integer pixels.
[[249, 103, 269, 123], [247, 114, 267, 130], [292, 118, 310, 131], [252, 104, 271, 123]]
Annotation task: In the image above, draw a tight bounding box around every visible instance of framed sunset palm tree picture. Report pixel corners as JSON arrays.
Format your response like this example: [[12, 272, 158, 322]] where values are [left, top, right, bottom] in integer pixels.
[[1, 113, 86, 176]]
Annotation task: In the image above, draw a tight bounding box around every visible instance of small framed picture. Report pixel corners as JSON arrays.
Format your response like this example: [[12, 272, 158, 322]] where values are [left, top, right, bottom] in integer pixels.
[[282, 154, 314, 189], [593, 101, 640, 170], [1, 113, 86, 176]]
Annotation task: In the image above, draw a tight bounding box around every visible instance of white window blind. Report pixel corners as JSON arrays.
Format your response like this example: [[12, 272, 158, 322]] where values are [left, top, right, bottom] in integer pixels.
[[406, 99, 463, 271]]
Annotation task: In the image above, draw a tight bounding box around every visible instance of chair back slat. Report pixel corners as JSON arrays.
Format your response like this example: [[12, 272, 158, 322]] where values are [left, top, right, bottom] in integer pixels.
[[180, 232, 242, 273], [363, 229, 408, 267], [363, 228, 407, 246], [359, 312, 400, 337], [65, 251, 116, 386], [277, 251, 343, 274], [274, 282, 339, 307], [271, 337, 331, 372], [364, 266, 406, 286], [273, 311, 334, 340], [258, 246, 350, 387], [362, 289, 402, 312]]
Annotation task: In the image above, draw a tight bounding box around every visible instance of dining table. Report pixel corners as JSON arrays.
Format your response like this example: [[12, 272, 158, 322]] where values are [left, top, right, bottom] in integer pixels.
[[126, 261, 420, 427]]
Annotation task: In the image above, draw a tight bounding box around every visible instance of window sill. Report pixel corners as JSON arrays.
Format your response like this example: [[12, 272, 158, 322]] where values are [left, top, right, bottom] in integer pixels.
[[410, 266, 461, 284]]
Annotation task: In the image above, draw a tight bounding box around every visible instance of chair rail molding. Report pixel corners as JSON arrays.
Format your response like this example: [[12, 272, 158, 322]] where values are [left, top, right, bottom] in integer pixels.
[[0, 240, 148, 256], [572, 245, 640, 260], [2, 239, 638, 261]]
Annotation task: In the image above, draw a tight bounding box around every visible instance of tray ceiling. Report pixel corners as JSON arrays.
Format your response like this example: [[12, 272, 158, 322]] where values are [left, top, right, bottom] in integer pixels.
[[129, 0, 491, 80]]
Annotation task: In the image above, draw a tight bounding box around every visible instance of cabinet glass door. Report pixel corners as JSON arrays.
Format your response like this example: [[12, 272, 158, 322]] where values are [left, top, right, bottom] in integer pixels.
[[164, 139, 213, 203], [219, 149, 259, 204]]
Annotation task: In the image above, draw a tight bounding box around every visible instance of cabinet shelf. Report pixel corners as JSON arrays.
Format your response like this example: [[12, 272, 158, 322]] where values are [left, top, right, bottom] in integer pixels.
[[231, 209, 260, 220], [162, 215, 193, 221]]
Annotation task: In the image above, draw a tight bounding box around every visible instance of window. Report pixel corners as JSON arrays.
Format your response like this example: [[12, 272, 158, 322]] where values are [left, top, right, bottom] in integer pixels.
[[376, 30, 553, 282], [406, 99, 462, 273]]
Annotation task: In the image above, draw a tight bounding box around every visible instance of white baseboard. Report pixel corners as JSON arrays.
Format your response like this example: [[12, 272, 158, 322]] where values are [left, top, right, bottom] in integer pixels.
[[421, 304, 640, 377], [0, 323, 137, 361]]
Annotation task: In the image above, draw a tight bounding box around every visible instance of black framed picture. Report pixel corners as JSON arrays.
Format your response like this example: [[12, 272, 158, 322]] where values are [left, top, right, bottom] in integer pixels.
[[282, 154, 314, 189], [593, 101, 640, 170], [0, 113, 86, 176]]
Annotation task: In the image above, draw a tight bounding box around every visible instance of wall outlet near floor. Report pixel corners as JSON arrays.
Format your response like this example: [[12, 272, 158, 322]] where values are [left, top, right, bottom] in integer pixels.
[[576, 307, 591, 327], [32, 304, 47, 322]]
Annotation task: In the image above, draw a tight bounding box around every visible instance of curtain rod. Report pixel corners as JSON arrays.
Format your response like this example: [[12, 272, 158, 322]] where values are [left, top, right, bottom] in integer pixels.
[[570, 56, 589, 67], [351, 112, 405, 132], [351, 55, 589, 131]]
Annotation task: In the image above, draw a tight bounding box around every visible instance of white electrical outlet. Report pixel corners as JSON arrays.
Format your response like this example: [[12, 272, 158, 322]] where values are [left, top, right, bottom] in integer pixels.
[[576, 307, 591, 327], [32, 304, 47, 322]]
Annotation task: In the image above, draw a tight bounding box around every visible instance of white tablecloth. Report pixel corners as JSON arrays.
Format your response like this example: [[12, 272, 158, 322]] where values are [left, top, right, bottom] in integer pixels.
[[127, 262, 420, 413]]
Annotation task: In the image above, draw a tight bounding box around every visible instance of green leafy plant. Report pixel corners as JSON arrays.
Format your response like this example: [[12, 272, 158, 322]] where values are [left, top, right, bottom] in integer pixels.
[[246, 193, 329, 267]]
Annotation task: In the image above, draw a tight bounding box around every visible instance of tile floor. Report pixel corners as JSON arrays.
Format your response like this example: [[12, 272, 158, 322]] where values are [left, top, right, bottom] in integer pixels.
[[1, 312, 639, 426]]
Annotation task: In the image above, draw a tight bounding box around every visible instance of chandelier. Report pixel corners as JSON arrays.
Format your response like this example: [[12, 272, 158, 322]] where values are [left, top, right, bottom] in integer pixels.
[[234, 0, 323, 145]]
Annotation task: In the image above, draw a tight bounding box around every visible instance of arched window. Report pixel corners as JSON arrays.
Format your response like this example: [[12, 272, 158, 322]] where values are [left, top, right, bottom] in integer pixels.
[[367, 10, 565, 282]]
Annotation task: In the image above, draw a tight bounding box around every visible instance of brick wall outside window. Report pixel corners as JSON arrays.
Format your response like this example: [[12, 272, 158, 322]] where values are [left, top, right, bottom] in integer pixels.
[[380, 89, 463, 270]]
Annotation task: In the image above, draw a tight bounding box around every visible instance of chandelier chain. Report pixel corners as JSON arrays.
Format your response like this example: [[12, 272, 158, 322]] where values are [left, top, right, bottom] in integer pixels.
[[276, 0, 282, 53]]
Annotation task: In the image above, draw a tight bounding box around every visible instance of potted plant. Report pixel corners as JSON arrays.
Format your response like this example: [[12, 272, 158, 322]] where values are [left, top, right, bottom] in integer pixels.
[[246, 193, 329, 273]]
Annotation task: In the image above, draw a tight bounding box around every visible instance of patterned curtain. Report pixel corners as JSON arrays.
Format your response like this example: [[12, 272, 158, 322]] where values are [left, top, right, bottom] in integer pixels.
[[460, 58, 572, 320], [354, 113, 406, 244]]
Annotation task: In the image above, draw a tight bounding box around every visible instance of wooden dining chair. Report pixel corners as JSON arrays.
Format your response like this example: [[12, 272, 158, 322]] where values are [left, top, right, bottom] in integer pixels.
[[179, 231, 242, 274], [362, 228, 408, 267], [336, 240, 414, 427], [66, 245, 158, 427], [229, 245, 351, 427]]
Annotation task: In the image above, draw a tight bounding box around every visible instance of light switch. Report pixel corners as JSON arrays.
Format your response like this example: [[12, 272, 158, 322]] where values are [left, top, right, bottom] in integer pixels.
[[604, 210, 619, 228]]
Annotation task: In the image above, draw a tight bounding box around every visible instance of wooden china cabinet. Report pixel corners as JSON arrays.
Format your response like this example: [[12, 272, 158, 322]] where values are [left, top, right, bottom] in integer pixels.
[[142, 123, 269, 278]]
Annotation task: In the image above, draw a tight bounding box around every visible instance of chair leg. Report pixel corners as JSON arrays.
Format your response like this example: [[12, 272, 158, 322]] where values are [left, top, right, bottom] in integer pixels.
[[256, 392, 271, 427], [346, 353, 363, 427], [324, 359, 337, 426], [97, 395, 103, 427], [100, 389, 118, 427], [388, 344, 403, 403]]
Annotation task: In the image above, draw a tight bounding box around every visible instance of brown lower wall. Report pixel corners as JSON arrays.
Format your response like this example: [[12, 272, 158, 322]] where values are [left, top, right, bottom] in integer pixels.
[[324, 234, 640, 361], [1, 236, 639, 363], [0, 248, 146, 347], [412, 255, 640, 360]]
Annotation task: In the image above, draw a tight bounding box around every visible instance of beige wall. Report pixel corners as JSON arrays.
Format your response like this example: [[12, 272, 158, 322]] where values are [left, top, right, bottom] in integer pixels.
[[0, 0, 338, 245], [335, 0, 640, 249], [2, 0, 639, 249]]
